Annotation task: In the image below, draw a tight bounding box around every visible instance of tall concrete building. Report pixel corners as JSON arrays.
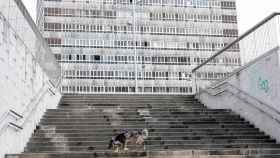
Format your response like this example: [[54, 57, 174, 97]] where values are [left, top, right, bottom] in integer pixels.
[[37, 0, 240, 94]]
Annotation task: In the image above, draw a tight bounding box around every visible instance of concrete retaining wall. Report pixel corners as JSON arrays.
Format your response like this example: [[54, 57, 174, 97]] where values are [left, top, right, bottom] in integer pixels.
[[196, 47, 280, 143], [0, 1, 61, 157]]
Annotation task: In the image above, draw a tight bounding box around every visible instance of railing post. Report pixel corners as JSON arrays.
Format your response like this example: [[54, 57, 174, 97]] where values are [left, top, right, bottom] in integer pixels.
[[192, 71, 198, 95]]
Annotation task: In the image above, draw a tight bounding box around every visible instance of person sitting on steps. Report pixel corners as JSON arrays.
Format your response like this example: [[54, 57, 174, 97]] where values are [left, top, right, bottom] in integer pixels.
[[108, 129, 149, 152], [108, 130, 130, 152]]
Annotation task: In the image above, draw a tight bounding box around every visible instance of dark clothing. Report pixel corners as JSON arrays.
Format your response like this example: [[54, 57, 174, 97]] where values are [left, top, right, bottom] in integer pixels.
[[108, 132, 127, 149]]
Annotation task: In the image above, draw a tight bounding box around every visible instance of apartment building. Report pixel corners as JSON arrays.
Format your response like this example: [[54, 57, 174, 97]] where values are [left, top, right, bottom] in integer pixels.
[[37, 0, 240, 94]]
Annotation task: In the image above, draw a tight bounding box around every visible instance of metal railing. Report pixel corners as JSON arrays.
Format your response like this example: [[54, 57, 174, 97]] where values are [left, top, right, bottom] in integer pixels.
[[0, 0, 62, 134], [192, 12, 280, 92], [0, 78, 61, 134], [201, 81, 280, 125]]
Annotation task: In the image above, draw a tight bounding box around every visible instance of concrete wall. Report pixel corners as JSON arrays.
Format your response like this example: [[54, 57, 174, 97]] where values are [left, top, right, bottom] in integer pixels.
[[0, 1, 61, 157], [229, 47, 280, 109], [0, 86, 61, 158], [196, 47, 280, 143]]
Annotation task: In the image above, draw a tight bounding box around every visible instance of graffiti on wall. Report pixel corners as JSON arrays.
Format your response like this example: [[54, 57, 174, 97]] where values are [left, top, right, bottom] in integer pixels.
[[258, 77, 269, 93], [246, 50, 279, 105]]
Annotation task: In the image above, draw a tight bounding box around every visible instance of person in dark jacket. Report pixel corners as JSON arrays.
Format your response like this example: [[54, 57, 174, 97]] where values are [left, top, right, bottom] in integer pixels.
[[108, 130, 130, 152]]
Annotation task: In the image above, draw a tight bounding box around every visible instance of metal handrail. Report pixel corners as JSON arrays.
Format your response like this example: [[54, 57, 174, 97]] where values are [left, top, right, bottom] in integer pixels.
[[0, 7, 62, 133], [9, 110, 23, 119], [0, 87, 45, 132], [19, 87, 53, 128], [203, 46, 279, 93], [0, 110, 24, 133], [19, 77, 62, 127], [227, 83, 280, 118], [0, 77, 61, 133], [203, 82, 280, 125], [192, 12, 280, 73]]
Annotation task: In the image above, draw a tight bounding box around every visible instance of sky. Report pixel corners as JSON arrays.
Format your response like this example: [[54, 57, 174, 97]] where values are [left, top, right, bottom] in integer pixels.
[[22, 0, 280, 34]]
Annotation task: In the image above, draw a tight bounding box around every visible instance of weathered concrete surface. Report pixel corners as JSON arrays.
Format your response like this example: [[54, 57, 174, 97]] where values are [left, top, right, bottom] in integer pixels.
[[0, 1, 61, 157], [197, 47, 280, 143], [6, 95, 280, 158]]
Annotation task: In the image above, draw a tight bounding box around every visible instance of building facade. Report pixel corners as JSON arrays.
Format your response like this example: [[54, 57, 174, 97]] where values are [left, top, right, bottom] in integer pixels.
[[37, 0, 240, 94]]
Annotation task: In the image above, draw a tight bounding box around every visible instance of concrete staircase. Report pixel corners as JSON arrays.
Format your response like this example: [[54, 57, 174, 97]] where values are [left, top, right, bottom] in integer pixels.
[[6, 95, 280, 158]]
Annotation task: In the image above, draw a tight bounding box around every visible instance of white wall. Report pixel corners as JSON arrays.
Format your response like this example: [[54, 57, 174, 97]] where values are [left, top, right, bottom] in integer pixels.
[[0, 1, 61, 157], [229, 47, 280, 109], [0, 86, 61, 158], [196, 47, 280, 142]]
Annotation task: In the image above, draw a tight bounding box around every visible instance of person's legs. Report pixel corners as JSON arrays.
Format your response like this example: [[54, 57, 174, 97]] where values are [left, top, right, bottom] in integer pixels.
[[114, 141, 121, 152], [124, 137, 129, 151], [136, 135, 144, 145]]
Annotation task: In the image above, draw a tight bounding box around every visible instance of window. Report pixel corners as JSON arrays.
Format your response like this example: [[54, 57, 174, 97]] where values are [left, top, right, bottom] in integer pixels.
[[94, 55, 100, 61], [45, 38, 61, 46]]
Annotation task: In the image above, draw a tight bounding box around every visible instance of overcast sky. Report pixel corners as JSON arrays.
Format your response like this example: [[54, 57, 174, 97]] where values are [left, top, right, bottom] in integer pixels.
[[22, 0, 280, 34]]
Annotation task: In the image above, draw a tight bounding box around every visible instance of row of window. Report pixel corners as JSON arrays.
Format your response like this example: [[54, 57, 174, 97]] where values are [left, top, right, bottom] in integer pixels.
[[62, 70, 231, 81], [43, 7, 236, 24], [61, 85, 193, 93], [46, 38, 240, 52], [63, 70, 192, 80], [44, 8, 117, 18], [44, 0, 235, 10], [44, 22, 238, 37], [150, 12, 237, 23], [196, 71, 230, 80], [56, 54, 241, 66], [221, 1, 236, 9]]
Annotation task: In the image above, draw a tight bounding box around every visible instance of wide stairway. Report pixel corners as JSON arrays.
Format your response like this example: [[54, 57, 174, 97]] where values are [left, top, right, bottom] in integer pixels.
[[7, 95, 280, 158]]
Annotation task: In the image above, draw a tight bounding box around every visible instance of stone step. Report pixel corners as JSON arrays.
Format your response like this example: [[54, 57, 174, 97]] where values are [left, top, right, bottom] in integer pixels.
[[42, 117, 244, 123], [8, 150, 280, 158], [61, 97, 194, 101], [47, 108, 228, 112], [59, 102, 202, 105], [56, 107, 206, 111], [25, 143, 280, 152], [37, 123, 255, 130], [37, 127, 261, 133], [42, 115, 242, 120], [40, 119, 247, 124], [149, 143, 280, 150], [29, 135, 271, 142], [146, 139, 276, 145], [33, 131, 266, 138], [62, 95, 194, 98], [42, 115, 242, 119], [44, 111, 225, 116], [26, 140, 276, 149], [39, 123, 251, 127], [45, 111, 238, 118], [61, 96, 193, 100], [62, 96, 192, 98], [60, 101, 192, 104], [61, 98, 194, 101], [61, 101, 194, 103], [40, 121, 249, 126], [59, 101, 202, 104], [62, 97, 193, 100], [7, 152, 147, 158], [59, 103, 201, 107], [59, 106, 203, 109], [44, 111, 233, 115]]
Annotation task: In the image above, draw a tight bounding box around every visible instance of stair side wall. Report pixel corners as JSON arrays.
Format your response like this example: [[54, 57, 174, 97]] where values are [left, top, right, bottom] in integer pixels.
[[196, 47, 280, 143]]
